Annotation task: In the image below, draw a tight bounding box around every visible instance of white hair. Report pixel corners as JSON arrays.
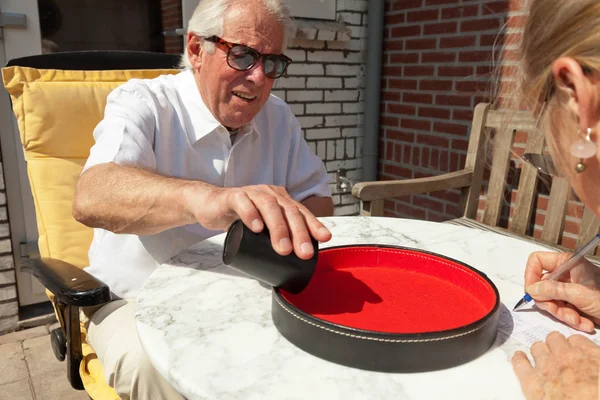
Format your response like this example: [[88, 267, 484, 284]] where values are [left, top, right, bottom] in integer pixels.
[[180, 0, 295, 69]]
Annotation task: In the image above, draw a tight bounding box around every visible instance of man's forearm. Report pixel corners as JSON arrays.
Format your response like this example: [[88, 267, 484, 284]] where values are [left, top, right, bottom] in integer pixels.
[[302, 196, 334, 217], [72, 163, 211, 235]]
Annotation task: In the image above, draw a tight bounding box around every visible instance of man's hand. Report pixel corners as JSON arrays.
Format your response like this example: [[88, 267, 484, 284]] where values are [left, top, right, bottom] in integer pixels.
[[186, 184, 332, 259], [512, 332, 600, 400]]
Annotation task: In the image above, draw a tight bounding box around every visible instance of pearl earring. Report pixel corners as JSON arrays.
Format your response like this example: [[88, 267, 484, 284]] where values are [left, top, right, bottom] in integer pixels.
[[570, 128, 597, 173]]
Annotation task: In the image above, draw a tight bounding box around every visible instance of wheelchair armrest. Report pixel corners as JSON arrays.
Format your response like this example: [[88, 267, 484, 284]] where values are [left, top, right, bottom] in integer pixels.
[[21, 257, 111, 307]]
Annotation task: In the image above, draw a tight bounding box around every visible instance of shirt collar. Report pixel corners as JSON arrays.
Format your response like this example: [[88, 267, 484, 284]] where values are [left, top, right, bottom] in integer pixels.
[[177, 69, 258, 143]]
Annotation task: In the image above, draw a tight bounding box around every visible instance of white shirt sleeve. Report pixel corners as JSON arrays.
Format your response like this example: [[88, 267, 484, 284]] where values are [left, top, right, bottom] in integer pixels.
[[83, 82, 157, 172], [285, 111, 332, 202]]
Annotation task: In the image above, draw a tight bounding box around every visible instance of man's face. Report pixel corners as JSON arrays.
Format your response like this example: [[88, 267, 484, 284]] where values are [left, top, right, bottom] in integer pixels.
[[193, 5, 284, 129]]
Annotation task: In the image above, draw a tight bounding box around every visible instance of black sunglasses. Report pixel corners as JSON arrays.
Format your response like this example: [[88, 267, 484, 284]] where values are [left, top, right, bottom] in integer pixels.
[[203, 35, 292, 79], [523, 153, 559, 177]]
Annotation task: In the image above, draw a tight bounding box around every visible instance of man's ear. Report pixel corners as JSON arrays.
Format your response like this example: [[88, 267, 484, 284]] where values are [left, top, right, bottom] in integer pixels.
[[551, 57, 599, 131], [186, 33, 203, 70]]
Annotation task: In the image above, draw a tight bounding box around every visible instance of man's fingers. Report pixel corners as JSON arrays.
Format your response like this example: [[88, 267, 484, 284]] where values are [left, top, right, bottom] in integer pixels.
[[299, 207, 331, 242], [236, 185, 331, 258], [253, 195, 293, 256], [282, 204, 314, 259], [228, 191, 263, 232]]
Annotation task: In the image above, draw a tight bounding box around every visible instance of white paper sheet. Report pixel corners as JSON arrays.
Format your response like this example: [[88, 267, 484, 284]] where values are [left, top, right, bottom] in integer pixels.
[[498, 306, 597, 346]]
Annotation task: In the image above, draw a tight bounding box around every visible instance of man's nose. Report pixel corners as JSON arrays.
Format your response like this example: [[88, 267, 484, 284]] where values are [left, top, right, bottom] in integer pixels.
[[245, 60, 267, 86]]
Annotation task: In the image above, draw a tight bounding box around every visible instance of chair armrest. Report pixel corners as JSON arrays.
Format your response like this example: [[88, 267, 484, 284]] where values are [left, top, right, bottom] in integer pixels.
[[21, 257, 111, 307], [352, 169, 473, 201]]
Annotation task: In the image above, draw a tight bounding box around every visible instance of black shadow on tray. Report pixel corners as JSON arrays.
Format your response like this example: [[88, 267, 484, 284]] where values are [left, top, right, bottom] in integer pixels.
[[284, 269, 383, 315], [490, 303, 514, 350]]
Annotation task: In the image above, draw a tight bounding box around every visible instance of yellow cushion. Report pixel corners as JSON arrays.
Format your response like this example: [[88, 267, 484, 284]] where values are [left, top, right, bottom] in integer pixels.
[[2, 66, 178, 266], [2, 66, 179, 400]]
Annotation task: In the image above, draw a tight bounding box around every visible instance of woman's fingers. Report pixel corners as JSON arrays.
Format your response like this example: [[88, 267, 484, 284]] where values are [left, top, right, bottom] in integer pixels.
[[511, 351, 543, 400], [530, 340, 551, 366], [533, 299, 595, 332], [545, 331, 570, 353], [527, 280, 600, 330], [524, 252, 572, 288]]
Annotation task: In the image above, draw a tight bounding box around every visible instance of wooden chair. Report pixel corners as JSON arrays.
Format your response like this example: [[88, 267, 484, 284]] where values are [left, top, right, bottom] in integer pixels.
[[352, 103, 600, 256], [2, 51, 180, 398]]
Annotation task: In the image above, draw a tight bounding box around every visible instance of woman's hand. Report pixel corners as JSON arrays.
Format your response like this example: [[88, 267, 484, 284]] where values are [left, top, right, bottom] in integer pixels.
[[512, 332, 600, 400], [524, 251, 600, 332]]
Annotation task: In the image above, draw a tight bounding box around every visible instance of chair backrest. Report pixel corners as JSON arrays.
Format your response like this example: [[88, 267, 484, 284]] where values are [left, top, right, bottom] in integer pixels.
[[2, 51, 180, 268], [353, 102, 600, 252], [461, 103, 600, 250]]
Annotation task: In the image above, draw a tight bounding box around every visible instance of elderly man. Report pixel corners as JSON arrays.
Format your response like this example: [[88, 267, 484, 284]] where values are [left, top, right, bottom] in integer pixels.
[[73, 0, 333, 397]]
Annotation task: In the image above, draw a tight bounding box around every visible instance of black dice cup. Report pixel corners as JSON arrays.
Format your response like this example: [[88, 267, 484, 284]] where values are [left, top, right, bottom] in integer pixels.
[[222, 219, 319, 294]]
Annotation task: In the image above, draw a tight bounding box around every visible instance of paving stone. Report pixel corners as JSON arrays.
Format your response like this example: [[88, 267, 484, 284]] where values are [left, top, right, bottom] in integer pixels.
[[0, 325, 48, 345], [0, 378, 34, 400], [23, 335, 59, 377], [30, 368, 89, 400], [0, 342, 28, 386]]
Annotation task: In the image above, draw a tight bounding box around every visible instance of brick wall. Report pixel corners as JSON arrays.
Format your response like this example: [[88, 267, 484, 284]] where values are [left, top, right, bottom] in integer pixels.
[[273, 0, 368, 216], [379, 0, 593, 251], [161, 0, 184, 54], [379, 0, 527, 219]]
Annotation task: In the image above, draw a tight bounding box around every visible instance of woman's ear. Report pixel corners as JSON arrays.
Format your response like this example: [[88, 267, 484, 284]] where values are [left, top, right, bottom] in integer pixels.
[[186, 33, 203, 70], [551, 57, 600, 131]]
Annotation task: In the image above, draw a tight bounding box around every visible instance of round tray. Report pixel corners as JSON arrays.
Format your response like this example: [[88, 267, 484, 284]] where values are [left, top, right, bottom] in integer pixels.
[[271, 245, 500, 372]]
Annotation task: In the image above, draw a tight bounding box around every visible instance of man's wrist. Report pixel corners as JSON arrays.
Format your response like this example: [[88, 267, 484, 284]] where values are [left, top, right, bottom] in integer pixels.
[[179, 181, 222, 225]]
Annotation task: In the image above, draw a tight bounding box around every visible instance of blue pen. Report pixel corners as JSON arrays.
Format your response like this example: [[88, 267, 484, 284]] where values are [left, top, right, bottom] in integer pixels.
[[513, 233, 600, 311]]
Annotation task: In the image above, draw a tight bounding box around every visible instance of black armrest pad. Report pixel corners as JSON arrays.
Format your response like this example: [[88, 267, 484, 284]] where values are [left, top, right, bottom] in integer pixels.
[[21, 257, 111, 307]]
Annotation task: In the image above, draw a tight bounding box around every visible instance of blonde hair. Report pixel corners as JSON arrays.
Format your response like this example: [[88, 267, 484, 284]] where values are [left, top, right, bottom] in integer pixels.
[[180, 0, 295, 69], [518, 0, 600, 176]]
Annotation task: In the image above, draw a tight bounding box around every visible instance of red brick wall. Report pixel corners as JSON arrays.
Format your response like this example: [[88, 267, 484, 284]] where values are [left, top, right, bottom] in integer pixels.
[[160, 0, 184, 54], [379, 0, 527, 219], [379, 0, 594, 251]]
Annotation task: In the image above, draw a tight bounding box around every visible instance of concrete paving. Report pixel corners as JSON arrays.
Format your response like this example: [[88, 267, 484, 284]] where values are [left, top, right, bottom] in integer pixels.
[[0, 324, 88, 400]]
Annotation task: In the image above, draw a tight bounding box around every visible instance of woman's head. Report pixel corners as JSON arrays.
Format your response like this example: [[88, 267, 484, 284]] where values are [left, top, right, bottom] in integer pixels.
[[519, 0, 600, 214]]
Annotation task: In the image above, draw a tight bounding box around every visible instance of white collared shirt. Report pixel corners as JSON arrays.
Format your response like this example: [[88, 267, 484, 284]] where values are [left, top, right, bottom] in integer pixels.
[[83, 70, 331, 298]]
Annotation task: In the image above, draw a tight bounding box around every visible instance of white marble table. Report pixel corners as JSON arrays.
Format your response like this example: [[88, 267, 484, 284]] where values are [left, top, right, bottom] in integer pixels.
[[135, 216, 599, 400]]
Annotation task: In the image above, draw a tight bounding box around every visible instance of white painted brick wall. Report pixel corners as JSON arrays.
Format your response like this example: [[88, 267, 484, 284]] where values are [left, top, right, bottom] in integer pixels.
[[0, 158, 18, 332], [306, 103, 342, 115], [275, 0, 368, 216]]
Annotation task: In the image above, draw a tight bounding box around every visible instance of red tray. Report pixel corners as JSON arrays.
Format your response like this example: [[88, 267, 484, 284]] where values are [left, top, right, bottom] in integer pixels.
[[271, 245, 500, 372]]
